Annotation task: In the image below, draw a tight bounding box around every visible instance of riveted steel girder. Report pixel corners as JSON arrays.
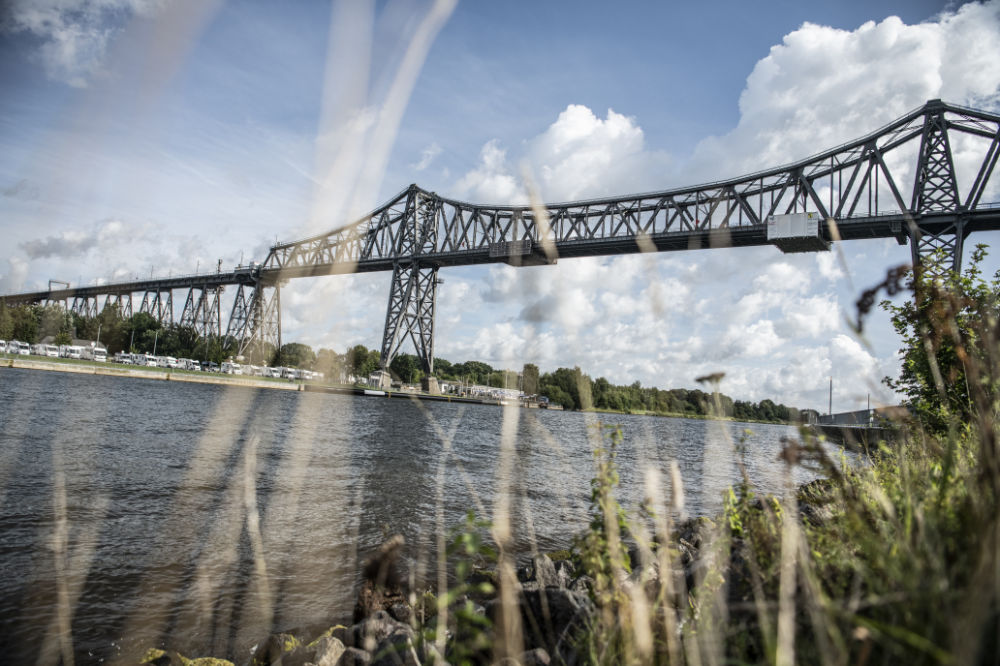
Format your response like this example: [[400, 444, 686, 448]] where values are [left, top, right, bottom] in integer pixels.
[[259, 100, 1000, 283]]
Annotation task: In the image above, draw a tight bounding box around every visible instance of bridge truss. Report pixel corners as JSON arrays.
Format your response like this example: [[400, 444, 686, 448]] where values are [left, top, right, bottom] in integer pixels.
[[4, 100, 1000, 375]]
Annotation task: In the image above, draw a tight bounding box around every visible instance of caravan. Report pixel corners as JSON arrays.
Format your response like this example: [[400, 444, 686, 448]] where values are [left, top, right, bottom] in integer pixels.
[[81, 346, 107, 362]]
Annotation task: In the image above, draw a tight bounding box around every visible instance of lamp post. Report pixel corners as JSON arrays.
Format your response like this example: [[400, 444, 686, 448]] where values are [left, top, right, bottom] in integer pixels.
[[153, 330, 159, 356]]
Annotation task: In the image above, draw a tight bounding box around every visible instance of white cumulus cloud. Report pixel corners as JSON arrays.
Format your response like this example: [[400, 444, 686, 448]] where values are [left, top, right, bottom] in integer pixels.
[[691, 3, 1000, 180]]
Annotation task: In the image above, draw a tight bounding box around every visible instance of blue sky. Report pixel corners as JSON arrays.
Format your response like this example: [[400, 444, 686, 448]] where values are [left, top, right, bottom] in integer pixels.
[[2, 0, 999, 411]]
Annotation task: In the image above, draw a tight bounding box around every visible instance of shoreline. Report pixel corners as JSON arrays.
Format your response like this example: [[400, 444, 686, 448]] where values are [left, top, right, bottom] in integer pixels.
[[0, 358, 894, 447], [0, 357, 523, 407]]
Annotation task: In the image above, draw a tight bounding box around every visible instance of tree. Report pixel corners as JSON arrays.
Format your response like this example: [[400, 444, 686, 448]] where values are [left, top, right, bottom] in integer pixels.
[[390, 353, 423, 384], [315, 348, 345, 382], [882, 244, 1000, 432], [522, 363, 540, 395], [276, 342, 316, 369], [37, 305, 71, 342], [10, 305, 38, 343]]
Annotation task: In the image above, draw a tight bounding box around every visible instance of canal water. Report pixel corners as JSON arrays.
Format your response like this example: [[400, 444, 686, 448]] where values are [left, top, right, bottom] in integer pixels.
[[0, 367, 841, 663]]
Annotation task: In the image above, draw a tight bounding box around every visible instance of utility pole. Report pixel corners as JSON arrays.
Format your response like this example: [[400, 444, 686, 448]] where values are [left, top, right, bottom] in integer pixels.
[[828, 376, 833, 415]]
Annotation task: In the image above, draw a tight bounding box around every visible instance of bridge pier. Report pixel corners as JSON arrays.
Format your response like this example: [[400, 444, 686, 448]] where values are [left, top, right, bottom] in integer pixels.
[[379, 262, 439, 377], [230, 281, 281, 363], [908, 100, 968, 279]]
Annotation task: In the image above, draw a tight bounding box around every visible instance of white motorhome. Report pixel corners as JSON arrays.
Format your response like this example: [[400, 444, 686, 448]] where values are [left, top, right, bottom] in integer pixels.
[[44, 344, 59, 358], [220, 361, 243, 375], [81, 346, 107, 362], [30, 343, 46, 355], [60, 345, 83, 359]]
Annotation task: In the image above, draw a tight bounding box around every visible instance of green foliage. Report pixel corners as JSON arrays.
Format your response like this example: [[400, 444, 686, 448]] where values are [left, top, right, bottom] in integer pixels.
[[345, 344, 380, 380], [521, 363, 539, 395], [274, 342, 316, 369], [882, 244, 1000, 433], [426, 511, 496, 666], [313, 348, 345, 381], [390, 352, 424, 383], [575, 425, 631, 607]]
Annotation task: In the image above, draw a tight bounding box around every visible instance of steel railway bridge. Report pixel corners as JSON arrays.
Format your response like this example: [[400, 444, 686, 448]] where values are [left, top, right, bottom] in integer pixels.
[[4, 100, 1000, 381]]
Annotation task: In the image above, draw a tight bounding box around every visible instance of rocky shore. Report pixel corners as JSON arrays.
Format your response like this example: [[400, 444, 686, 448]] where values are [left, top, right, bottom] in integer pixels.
[[137, 522, 718, 666], [138, 480, 838, 666]]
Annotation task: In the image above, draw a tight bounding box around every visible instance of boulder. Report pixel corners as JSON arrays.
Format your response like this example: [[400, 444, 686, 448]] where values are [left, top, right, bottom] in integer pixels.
[[530, 555, 560, 589], [371, 631, 421, 666], [337, 647, 373, 666], [519, 647, 551, 665], [312, 637, 347, 666], [250, 632, 302, 666], [487, 587, 595, 659], [351, 610, 413, 652], [552, 560, 575, 589], [388, 602, 414, 625]]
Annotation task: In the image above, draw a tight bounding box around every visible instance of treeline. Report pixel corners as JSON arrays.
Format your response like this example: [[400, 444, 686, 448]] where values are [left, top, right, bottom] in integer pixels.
[[2, 302, 805, 422], [534, 365, 805, 422], [283, 344, 805, 423], [0, 303, 237, 364]]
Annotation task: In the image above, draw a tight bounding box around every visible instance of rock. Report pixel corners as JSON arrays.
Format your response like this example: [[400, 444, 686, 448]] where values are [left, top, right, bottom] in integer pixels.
[[337, 647, 373, 666], [305, 637, 346, 666], [568, 575, 593, 595], [141, 649, 188, 665], [519, 647, 551, 666], [141, 651, 234, 666], [371, 631, 421, 666], [552, 560, 575, 589], [250, 632, 302, 666], [388, 602, 413, 625], [531, 555, 560, 589], [355, 536, 408, 623], [352, 610, 413, 652], [488, 588, 595, 659]]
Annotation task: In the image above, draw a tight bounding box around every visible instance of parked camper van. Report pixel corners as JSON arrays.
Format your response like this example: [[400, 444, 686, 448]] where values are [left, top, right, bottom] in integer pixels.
[[44, 345, 59, 358], [81, 346, 107, 362]]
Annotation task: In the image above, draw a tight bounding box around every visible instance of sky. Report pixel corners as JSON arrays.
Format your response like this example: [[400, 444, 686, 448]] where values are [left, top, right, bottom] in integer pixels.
[[2, 0, 1000, 412]]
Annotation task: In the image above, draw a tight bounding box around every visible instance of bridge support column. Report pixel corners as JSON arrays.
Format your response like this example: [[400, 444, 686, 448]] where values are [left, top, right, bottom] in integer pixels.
[[909, 219, 967, 280], [229, 281, 281, 364], [380, 262, 439, 377], [909, 100, 966, 280], [180, 285, 223, 339]]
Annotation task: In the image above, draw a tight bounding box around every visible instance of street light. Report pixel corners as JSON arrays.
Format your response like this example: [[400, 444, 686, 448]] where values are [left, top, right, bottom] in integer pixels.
[[153, 329, 159, 356]]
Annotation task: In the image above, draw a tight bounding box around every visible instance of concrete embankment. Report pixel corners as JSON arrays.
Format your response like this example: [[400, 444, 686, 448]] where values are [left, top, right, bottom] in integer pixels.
[[1, 357, 519, 407], [2, 356, 306, 391]]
